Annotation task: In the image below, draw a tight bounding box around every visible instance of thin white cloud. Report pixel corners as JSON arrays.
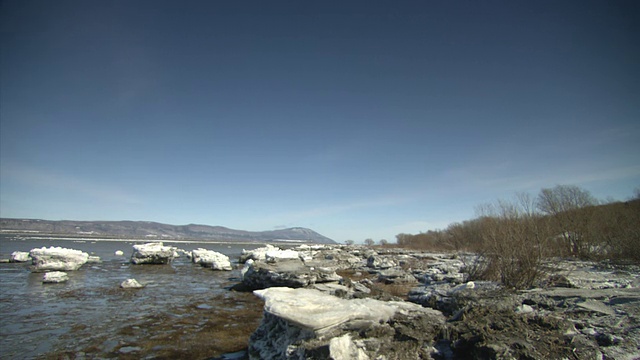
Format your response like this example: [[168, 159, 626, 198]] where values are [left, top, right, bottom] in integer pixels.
[[1, 163, 141, 205], [469, 164, 640, 194], [439, 135, 640, 195], [263, 193, 415, 224], [437, 121, 640, 195]]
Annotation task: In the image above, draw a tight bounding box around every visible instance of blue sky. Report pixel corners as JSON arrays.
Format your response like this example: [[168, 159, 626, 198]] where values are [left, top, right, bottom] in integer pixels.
[[1, 1, 639, 243]]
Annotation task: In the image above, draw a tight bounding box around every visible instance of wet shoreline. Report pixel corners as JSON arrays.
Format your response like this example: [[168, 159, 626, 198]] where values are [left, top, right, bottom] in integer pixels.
[[0, 236, 266, 359]]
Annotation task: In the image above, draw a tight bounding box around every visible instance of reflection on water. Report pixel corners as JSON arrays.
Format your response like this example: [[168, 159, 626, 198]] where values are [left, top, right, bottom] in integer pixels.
[[0, 236, 265, 358]]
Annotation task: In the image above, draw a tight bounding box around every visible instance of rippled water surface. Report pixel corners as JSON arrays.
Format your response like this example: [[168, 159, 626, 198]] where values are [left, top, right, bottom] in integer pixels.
[[0, 235, 265, 359]]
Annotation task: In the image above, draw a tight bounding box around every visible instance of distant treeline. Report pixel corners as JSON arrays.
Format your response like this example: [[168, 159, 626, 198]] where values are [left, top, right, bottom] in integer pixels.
[[395, 185, 640, 289]]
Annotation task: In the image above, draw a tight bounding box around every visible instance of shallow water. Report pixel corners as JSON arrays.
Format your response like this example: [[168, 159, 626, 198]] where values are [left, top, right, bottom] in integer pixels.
[[0, 235, 265, 359]]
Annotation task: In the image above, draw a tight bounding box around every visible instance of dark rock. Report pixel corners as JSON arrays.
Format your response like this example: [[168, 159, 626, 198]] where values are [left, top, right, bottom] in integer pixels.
[[377, 269, 418, 284], [366, 255, 396, 270], [545, 274, 574, 288], [596, 333, 621, 347], [241, 259, 341, 290]]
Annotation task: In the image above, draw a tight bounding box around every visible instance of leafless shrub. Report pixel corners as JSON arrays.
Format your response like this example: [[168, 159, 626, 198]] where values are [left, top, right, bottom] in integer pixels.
[[395, 185, 639, 277], [473, 193, 553, 289], [459, 247, 495, 282]]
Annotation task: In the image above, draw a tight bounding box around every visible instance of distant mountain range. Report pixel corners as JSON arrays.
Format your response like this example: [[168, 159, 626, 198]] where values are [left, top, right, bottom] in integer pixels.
[[0, 218, 337, 244]]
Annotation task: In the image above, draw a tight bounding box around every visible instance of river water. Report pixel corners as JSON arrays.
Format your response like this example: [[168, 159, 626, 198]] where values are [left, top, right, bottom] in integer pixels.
[[0, 234, 267, 359]]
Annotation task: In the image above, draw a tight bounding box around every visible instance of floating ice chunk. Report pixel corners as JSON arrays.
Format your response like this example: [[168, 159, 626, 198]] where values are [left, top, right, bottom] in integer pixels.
[[10, 251, 30, 263], [43, 271, 69, 283], [130, 242, 176, 264], [191, 248, 233, 270], [30, 246, 89, 272], [120, 278, 144, 288], [240, 245, 278, 263]]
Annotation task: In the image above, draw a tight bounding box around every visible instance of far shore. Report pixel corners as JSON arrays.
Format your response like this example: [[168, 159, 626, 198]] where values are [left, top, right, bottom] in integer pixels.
[[0, 231, 304, 246]]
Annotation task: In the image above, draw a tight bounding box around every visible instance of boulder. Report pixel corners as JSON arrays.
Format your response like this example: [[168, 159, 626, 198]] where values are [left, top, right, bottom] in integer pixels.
[[29, 246, 89, 272], [10, 251, 30, 263], [408, 280, 510, 316], [114, 250, 124, 256], [298, 246, 364, 269], [352, 280, 372, 294], [130, 242, 176, 265], [120, 278, 145, 288], [191, 248, 233, 270], [366, 255, 396, 270], [43, 271, 69, 283], [377, 269, 418, 284], [87, 255, 101, 263], [576, 300, 616, 316], [323, 251, 363, 268], [241, 259, 341, 290], [311, 283, 352, 297], [249, 287, 445, 359], [420, 257, 467, 284]]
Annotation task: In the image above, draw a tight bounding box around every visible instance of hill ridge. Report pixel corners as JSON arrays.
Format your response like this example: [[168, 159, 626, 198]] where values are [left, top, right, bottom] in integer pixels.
[[0, 218, 336, 244]]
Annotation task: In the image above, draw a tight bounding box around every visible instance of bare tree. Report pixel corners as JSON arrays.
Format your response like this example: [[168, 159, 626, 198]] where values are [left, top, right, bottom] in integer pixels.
[[379, 239, 388, 246], [364, 238, 375, 246], [537, 185, 597, 257], [537, 185, 597, 214], [396, 233, 411, 246], [446, 219, 485, 252]]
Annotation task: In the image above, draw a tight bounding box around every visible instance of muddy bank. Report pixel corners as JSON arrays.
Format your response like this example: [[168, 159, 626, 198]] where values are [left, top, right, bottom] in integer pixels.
[[52, 291, 264, 359]]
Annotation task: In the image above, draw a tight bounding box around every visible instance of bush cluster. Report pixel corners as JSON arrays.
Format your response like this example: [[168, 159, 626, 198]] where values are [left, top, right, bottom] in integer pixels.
[[396, 185, 640, 289]]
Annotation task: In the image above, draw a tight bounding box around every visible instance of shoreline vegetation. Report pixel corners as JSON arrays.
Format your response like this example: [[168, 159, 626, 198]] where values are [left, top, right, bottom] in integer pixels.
[[394, 185, 640, 289]]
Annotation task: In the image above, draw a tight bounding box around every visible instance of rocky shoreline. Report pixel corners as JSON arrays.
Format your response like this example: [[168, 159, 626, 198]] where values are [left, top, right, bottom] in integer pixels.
[[4, 242, 639, 359], [234, 244, 639, 360]]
